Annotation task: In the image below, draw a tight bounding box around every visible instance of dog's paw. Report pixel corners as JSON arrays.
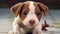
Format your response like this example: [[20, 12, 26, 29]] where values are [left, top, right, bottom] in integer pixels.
[[8, 31, 19, 34]]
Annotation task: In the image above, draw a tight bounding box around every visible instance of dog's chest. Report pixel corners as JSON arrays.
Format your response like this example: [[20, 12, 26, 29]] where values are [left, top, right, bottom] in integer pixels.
[[18, 23, 33, 34], [21, 27, 33, 34]]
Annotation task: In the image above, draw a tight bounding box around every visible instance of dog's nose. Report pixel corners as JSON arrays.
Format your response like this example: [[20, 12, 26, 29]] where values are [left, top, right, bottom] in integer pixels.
[[29, 20, 35, 26]]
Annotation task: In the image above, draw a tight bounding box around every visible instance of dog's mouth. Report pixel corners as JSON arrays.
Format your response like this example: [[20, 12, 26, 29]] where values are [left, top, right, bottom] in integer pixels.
[[30, 24, 34, 26], [18, 22, 35, 29], [18, 19, 39, 28]]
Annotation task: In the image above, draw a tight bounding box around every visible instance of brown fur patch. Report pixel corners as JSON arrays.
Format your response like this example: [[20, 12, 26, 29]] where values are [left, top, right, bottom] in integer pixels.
[[11, 3, 24, 17], [20, 2, 30, 21], [34, 2, 42, 21], [33, 2, 48, 21]]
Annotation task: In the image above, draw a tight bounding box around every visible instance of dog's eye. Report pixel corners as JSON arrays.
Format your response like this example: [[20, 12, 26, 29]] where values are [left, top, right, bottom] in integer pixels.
[[23, 12, 27, 15], [36, 12, 41, 16]]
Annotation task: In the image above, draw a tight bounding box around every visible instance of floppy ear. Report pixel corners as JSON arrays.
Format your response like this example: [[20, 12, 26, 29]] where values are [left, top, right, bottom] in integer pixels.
[[38, 3, 48, 16], [11, 3, 23, 17]]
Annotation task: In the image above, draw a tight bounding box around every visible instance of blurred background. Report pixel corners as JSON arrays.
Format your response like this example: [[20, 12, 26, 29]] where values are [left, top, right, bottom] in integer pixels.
[[0, 0, 60, 9], [0, 0, 60, 34]]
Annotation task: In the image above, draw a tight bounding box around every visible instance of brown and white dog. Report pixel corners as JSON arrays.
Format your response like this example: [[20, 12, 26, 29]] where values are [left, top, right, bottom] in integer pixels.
[[8, 1, 48, 34]]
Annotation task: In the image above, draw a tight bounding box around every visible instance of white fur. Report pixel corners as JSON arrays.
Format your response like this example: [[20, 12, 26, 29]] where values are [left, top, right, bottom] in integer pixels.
[[8, 15, 21, 34], [9, 1, 43, 34]]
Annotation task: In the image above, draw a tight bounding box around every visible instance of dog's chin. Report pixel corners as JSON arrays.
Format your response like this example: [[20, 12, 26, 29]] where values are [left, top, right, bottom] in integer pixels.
[[23, 23, 37, 29], [26, 25, 35, 28]]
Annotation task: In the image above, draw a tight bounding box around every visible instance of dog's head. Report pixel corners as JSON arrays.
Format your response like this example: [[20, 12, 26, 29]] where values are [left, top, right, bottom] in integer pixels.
[[11, 1, 48, 28]]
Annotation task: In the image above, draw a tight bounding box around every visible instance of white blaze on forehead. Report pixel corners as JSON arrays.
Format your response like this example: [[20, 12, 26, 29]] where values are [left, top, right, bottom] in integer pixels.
[[29, 1, 35, 13]]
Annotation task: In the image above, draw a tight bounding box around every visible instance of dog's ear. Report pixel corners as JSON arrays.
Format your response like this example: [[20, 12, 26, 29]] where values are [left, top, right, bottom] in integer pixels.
[[37, 3, 48, 15], [11, 3, 24, 17]]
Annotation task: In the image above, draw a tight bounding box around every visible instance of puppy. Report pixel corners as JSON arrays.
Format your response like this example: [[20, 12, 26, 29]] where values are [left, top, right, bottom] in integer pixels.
[[8, 1, 48, 34]]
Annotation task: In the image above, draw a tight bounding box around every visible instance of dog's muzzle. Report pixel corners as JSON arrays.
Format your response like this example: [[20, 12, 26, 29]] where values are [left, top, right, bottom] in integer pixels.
[[29, 20, 35, 26]]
